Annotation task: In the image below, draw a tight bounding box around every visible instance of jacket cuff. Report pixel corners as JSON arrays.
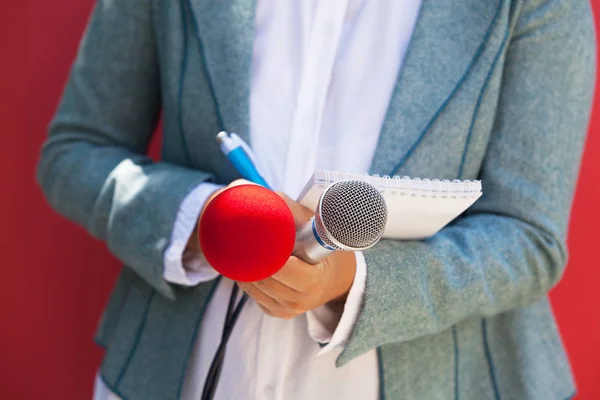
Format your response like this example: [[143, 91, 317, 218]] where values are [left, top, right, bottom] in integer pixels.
[[163, 182, 223, 286], [305, 251, 367, 354]]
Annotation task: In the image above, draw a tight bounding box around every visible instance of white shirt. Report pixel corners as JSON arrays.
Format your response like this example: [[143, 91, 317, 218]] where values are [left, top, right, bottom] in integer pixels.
[[94, 1, 421, 399]]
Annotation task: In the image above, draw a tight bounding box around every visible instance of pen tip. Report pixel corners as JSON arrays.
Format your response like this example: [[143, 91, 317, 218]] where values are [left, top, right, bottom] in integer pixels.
[[216, 131, 228, 144]]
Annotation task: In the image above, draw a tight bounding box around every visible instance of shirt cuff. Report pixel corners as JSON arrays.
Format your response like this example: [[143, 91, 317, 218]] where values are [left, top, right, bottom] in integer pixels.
[[305, 251, 368, 355], [162, 182, 224, 286]]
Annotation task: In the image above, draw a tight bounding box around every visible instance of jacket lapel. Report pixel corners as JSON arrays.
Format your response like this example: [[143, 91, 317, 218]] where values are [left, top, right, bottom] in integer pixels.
[[187, 0, 504, 176], [186, 0, 256, 145], [369, 0, 503, 176]]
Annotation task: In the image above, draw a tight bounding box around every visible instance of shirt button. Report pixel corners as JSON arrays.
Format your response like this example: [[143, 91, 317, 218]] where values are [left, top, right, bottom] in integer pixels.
[[322, 21, 334, 36], [264, 384, 275, 399]]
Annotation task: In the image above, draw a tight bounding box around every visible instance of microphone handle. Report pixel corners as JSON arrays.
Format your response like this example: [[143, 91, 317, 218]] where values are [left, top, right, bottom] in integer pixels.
[[293, 216, 335, 265]]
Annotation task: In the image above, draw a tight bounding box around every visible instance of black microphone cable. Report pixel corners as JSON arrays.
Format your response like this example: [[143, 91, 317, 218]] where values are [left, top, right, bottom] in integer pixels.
[[201, 287, 248, 400]]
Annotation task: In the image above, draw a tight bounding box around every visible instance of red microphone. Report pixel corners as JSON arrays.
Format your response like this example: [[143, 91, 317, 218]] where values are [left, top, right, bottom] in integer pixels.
[[198, 184, 296, 282]]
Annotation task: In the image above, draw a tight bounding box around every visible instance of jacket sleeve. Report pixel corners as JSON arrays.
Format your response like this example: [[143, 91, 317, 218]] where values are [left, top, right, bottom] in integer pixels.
[[36, 0, 213, 300], [339, 0, 596, 365]]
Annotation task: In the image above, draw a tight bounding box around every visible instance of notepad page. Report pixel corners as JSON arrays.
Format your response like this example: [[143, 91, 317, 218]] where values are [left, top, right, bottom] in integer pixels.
[[379, 192, 482, 239], [296, 170, 483, 240]]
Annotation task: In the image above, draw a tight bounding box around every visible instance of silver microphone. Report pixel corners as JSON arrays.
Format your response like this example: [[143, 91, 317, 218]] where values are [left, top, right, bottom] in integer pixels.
[[293, 180, 388, 264]]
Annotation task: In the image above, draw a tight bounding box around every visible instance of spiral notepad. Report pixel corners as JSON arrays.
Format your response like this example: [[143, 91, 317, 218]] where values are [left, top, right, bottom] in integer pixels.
[[297, 170, 483, 240]]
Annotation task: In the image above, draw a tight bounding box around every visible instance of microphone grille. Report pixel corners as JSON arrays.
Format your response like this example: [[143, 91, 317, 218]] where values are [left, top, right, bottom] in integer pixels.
[[318, 180, 388, 250]]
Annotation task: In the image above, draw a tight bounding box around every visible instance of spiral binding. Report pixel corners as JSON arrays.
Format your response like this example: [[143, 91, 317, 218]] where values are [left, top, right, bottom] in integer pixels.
[[313, 170, 481, 199]]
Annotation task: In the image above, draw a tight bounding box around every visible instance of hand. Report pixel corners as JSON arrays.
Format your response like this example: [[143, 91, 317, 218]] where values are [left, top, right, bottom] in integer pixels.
[[237, 193, 357, 319], [186, 179, 254, 253]]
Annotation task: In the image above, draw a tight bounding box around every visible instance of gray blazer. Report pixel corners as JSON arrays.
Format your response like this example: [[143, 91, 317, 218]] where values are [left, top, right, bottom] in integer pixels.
[[36, 0, 596, 399]]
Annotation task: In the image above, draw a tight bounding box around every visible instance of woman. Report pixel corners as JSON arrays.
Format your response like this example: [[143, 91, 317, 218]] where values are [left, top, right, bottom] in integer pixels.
[[37, 0, 595, 399]]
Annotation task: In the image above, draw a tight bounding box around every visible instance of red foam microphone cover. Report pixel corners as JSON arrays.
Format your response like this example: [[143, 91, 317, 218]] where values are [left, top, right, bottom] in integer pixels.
[[199, 184, 296, 282]]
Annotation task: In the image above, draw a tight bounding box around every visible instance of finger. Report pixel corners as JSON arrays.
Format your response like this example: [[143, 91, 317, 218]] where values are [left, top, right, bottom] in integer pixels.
[[228, 179, 256, 188], [237, 281, 280, 310], [276, 192, 313, 227], [253, 277, 301, 303], [238, 282, 299, 319], [270, 256, 322, 292], [257, 304, 297, 320], [257, 304, 276, 317], [255, 278, 309, 315]]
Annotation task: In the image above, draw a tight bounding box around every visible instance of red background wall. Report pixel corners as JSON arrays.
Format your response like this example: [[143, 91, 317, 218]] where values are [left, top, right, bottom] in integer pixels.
[[2, 1, 599, 398]]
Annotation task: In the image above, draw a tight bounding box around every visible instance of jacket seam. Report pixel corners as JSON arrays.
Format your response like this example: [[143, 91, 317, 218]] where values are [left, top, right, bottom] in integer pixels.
[[175, 276, 223, 400], [100, 371, 130, 400], [458, 20, 511, 178], [184, 0, 226, 132], [453, 326, 459, 400], [377, 347, 385, 400], [114, 290, 156, 389], [177, 0, 194, 168], [389, 0, 504, 177], [482, 318, 501, 400]]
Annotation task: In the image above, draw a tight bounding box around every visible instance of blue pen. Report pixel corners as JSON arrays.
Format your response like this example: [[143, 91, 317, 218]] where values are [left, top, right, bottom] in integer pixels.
[[216, 131, 271, 189]]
